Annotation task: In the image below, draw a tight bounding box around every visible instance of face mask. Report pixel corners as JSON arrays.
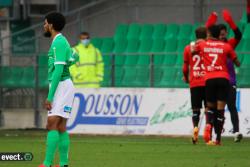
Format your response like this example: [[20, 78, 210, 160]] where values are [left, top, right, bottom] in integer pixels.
[[81, 39, 90, 46]]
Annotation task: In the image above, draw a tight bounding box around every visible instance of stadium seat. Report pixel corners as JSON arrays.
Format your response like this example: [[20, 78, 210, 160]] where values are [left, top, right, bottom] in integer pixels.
[[124, 39, 140, 65], [39, 67, 49, 88], [177, 38, 190, 53], [140, 24, 154, 40], [165, 38, 178, 52], [38, 53, 48, 67], [174, 68, 188, 88], [175, 53, 184, 66], [19, 66, 35, 88], [114, 24, 129, 41], [241, 53, 250, 67], [91, 37, 102, 49], [165, 24, 179, 39], [121, 67, 137, 87], [155, 67, 177, 87], [137, 39, 153, 65], [237, 67, 250, 87], [114, 66, 124, 87], [235, 39, 245, 52], [127, 23, 141, 40], [101, 66, 112, 87], [241, 38, 250, 52], [100, 38, 114, 66], [178, 24, 193, 39], [0, 66, 11, 87], [243, 24, 250, 38], [240, 11, 247, 23], [135, 67, 150, 87], [152, 24, 167, 40], [5, 67, 24, 88], [114, 38, 128, 65]]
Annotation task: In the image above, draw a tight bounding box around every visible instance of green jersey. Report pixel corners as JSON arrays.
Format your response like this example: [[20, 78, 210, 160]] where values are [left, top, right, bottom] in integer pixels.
[[48, 33, 71, 82]]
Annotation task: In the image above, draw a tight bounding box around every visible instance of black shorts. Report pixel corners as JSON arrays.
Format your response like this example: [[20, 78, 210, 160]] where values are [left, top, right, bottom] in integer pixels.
[[205, 78, 230, 103], [190, 86, 206, 109]]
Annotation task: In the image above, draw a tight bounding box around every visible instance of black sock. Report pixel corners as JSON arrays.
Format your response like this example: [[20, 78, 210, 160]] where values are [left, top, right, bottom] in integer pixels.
[[206, 109, 215, 125], [192, 110, 201, 127], [216, 109, 225, 142]]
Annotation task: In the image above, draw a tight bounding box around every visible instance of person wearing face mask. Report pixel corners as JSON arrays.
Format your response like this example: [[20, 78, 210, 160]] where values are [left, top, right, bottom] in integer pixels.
[[69, 32, 104, 88]]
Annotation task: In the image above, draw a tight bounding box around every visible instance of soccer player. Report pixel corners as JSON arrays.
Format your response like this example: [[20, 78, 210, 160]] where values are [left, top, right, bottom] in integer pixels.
[[183, 27, 207, 144], [195, 25, 240, 145], [218, 9, 243, 142], [39, 12, 75, 167], [206, 10, 243, 142]]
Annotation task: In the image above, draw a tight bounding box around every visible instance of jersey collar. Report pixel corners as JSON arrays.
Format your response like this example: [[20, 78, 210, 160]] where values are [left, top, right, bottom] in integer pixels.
[[52, 33, 62, 43]]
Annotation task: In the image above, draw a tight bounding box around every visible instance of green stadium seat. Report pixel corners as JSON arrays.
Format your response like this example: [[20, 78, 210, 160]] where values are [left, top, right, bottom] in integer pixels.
[[243, 24, 250, 39], [154, 66, 163, 86], [155, 67, 177, 87], [100, 38, 114, 66], [235, 39, 245, 52], [19, 66, 35, 88], [121, 67, 136, 87], [38, 53, 48, 72], [165, 38, 178, 52], [152, 24, 167, 40], [137, 39, 153, 65], [174, 68, 188, 88], [6, 67, 24, 88], [101, 66, 112, 87], [237, 67, 250, 87], [91, 38, 102, 49], [39, 67, 49, 88], [0, 66, 11, 87], [177, 38, 190, 53], [236, 52, 245, 64], [140, 24, 154, 40], [114, 38, 127, 65], [135, 67, 150, 87], [124, 39, 140, 65], [241, 53, 250, 67], [114, 66, 124, 87], [240, 11, 247, 23], [178, 24, 193, 39], [127, 23, 141, 40], [165, 24, 179, 39], [241, 38, 250, 52], [114, 24, 129, 41], [175, 53, 184, 66]]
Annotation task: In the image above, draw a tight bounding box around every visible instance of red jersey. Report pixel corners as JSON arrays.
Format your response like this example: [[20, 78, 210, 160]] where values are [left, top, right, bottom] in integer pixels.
[[227, 37, 240, 49], [196, 39, 237, 81], [183, 45, 205, 88]]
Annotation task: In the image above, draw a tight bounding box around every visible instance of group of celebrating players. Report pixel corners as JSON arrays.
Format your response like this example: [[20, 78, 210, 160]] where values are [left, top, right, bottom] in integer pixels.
[[182, 7, 248, 145]]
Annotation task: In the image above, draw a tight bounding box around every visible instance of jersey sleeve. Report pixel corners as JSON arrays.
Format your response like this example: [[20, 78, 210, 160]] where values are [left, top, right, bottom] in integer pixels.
[[227, 44, 237, 61], [53, 41, 67, 65], [228, 38, 239, 49], [182, 46, 189, 77]]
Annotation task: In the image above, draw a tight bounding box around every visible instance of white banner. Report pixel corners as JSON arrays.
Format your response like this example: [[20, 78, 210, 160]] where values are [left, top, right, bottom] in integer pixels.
[[67, 88, 250, 137]]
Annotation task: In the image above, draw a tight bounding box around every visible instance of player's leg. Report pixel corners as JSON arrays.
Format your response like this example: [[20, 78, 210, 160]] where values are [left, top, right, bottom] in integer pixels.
[[42, 116, 61, 167], [227, 85, 242, 142], [58, 118, 70, 167], [190, 87, 203, 144], [204, 79, 217, 143], [215, 78, 230, 145]]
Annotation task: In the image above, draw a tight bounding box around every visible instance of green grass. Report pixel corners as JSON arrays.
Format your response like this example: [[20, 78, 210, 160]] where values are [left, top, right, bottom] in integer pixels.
[[0, 130, 249, 167]]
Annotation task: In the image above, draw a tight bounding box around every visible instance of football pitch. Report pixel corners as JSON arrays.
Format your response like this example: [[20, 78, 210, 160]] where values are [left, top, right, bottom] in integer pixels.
[[0, 130, 249, 167]]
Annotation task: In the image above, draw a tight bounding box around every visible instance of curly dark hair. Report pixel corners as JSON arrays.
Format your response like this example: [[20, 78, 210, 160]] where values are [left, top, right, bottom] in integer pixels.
[[45, 12, 66, 31]]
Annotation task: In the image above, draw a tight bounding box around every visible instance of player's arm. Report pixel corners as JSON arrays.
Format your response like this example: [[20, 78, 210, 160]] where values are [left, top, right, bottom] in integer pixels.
[[47, 41, 67, 102], [205, 12, 218, 28], [222, 9, 242, 43], [47, 65, 64, 102], [182, 46, 189, 83], [228, 45, 241, 67]]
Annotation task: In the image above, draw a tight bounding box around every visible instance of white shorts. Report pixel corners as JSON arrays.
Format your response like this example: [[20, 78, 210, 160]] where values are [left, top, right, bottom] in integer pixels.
[[48, 79, 75, 119]]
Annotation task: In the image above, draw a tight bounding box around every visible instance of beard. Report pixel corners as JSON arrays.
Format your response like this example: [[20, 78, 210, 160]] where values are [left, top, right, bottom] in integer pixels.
[[43, 31, 51, 38]]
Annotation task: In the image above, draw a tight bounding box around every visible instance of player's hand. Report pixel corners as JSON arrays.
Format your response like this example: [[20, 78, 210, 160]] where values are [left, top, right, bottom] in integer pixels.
[[44, 99, 52, 110], [222, 9, 233, 23], [182, 76, 189, 83]]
